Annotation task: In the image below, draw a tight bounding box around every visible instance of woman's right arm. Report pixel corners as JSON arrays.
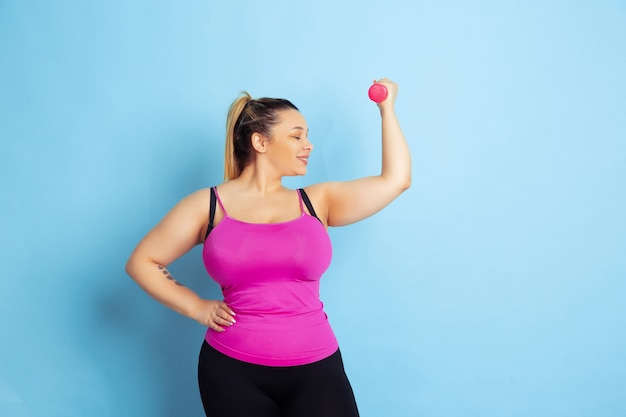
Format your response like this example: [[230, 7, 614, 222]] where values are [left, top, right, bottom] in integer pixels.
[[125, 189, 236, 332]]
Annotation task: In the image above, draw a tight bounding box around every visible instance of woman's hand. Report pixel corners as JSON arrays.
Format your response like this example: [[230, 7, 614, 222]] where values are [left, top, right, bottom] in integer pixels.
[[373, 78, 398, 110], [191, 299, 237, 332]]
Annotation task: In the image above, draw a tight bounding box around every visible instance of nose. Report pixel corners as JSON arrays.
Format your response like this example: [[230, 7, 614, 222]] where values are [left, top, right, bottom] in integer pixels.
[[304, 138, 313, 152]]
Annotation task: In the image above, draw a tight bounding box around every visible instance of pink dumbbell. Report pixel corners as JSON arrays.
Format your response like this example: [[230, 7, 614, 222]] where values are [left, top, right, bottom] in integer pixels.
[[368, 83, 388, 103]]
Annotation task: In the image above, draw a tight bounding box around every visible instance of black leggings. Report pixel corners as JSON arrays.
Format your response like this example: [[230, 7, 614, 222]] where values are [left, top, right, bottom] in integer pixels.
[[198, 341, 360, 417]]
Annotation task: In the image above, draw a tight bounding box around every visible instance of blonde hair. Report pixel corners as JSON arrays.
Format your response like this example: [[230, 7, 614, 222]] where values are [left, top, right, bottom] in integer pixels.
[[223, 92, 299, 181], [224, 92, 253, 181]]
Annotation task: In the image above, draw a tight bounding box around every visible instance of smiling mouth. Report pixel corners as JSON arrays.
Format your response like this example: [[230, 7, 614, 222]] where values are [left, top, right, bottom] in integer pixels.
[[297, 156, 309, 164]]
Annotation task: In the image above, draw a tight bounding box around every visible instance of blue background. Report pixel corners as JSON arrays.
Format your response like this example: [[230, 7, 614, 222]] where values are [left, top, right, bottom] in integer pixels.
[[2, 1, 625, 416]]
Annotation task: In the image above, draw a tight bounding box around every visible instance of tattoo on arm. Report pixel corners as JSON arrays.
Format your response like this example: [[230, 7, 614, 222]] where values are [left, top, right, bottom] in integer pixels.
[[157, 265, 185, 287]]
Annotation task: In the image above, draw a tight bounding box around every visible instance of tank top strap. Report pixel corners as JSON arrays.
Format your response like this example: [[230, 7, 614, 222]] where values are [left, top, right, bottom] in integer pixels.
[[213, 186, 228, 215], [204, 187, 223, 241], [297, 188, 322, 223], [296, 189, 305, 213]]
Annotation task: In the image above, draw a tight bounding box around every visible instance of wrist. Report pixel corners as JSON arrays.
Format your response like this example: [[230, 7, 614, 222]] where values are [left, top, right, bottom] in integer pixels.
[[184, 296, 207, 321], [379, 104, 396, 117]]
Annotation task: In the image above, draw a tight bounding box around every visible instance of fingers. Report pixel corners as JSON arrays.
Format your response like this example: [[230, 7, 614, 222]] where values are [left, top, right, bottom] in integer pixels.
[[375, 77, 392, 86], [208, 302, 236, 332], [377, 78, 397, 92], [215, 306, 237, 326], [373, 78, 398, 106], [218, 302, 237, 323]]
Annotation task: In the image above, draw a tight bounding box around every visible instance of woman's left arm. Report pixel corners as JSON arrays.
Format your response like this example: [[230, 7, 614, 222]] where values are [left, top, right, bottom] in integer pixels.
[[309, 78, 411, 227]]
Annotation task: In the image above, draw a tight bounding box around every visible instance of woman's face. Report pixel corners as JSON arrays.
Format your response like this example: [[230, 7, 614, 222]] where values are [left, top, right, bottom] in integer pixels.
[[264, 109, 313, 176]]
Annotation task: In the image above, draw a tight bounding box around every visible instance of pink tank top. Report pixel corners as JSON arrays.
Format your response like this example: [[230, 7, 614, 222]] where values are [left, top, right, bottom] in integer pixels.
[[202, 188, 338, 366]]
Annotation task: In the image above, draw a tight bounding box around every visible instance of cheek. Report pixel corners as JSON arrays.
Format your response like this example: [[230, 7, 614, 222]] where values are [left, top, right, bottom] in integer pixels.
[[279, 143, 297, 158], [269, 145, 292, 164]]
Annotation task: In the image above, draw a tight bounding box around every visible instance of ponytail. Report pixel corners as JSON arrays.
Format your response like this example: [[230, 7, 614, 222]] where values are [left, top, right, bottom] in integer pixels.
[[224, 92, 252, 181], [223, 92, 299, 181]]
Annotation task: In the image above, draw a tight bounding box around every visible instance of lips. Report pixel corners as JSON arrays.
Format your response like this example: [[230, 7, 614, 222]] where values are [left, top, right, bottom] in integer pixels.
[[297, 155, 309, 164]]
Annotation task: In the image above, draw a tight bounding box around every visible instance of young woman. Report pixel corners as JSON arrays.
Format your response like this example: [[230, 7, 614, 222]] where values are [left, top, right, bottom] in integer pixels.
[[126, 78, 411, 417]]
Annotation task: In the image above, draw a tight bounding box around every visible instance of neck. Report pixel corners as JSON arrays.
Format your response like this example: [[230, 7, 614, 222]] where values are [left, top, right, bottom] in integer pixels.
[[235, 164, 284, 194]]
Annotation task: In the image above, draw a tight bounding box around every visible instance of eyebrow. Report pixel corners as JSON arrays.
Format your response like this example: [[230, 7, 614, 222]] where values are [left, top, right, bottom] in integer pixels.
[[290, 126, 309, 132]]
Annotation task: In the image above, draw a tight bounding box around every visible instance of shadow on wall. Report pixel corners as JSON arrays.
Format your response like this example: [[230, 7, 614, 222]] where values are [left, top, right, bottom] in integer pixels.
[[70, 128, 224, 416]]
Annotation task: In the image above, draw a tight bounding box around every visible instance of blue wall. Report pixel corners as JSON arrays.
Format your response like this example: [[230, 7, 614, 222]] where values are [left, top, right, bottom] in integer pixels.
[[2, 1, 625, 416]]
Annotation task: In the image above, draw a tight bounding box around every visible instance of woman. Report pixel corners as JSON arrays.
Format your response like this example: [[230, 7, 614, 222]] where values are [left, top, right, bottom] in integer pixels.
[[125, 78, 411, 417]]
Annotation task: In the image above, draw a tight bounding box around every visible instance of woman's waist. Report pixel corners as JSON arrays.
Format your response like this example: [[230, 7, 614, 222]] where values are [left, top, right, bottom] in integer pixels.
[[223, 288, 325, 317], [206, 312, 337, 366], [206, 317, 338, 366], [218, 307, 332, 332]]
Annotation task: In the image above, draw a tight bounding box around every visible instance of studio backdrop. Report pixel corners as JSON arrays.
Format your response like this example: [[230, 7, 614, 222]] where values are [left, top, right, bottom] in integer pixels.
[[1, 1, 625, 416]]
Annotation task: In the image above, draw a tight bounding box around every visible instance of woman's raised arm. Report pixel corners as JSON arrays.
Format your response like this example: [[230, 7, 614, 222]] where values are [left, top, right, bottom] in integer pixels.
[[308, 78, 411, 227]]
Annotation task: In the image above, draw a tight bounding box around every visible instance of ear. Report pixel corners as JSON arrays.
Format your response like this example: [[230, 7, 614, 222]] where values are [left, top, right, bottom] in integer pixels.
[[251, 133, 268, 153]]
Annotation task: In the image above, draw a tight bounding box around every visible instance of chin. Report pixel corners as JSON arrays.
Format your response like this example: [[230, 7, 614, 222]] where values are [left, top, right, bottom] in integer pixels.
[[291, 166, 308, 176], [283, 171, 304, 177]]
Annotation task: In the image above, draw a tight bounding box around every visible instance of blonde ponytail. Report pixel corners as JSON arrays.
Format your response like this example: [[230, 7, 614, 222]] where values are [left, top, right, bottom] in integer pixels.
[[224, 92, 252, 181], [222, 92, 299, 181]]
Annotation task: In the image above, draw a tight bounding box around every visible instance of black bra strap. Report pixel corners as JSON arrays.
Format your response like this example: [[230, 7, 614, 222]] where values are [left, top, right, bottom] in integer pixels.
[[204, 187, 217, 240], [298, 188, 322, 224]]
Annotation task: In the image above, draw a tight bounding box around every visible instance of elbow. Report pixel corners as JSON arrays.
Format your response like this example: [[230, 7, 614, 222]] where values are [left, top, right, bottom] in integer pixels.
[[125, 259, 133, 279], [397, 174, 411, 193], [125, 256, 138, 280], [401, 175, 411, 192], [383, 173, 411, 195], [388, 178, 410, 198], [385, 165, 411, 193]]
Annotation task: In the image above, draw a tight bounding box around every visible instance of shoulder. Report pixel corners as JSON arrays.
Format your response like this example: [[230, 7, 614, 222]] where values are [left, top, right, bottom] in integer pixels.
[[300, 182, 323, 200], [301, 182, 340, 200], [164, 188, 216, 243], [184, 187, 213, 202], [300, 182, 337, 223], [172, 187, 214, 214]]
